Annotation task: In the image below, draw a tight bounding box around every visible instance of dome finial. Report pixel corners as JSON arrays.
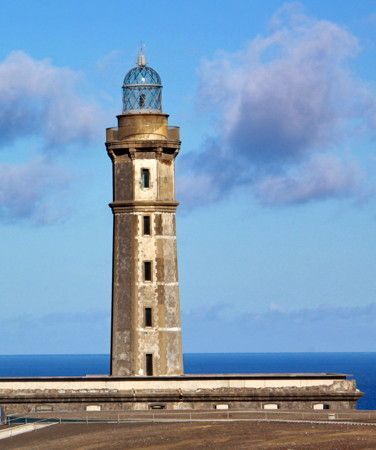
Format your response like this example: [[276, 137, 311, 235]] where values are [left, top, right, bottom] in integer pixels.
[[137, 43, 147, 67]]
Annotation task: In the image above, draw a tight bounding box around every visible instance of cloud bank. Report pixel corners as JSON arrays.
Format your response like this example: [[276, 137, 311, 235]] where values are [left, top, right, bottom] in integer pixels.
[[257, 155, 363, 205], [183, 302, 376, 352], [0, 51, 101, 148], [179, 4, 376, 208], [0, 51, 103, 223], [0, 158, 71, 224], [0, 302, 375, 354]]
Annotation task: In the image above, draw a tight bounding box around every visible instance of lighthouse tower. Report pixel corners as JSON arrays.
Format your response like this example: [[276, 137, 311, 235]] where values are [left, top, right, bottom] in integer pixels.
[[106, 51, 183, 376]]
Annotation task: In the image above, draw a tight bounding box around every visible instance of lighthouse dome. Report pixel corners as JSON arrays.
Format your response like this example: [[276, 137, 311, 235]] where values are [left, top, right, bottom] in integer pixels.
[[122, 52, 162, 113]]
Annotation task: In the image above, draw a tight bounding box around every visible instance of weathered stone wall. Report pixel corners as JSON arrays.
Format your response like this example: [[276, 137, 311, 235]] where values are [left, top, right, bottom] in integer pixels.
[[3, 400, 356, 415], [0, 375, 361, 414], [113, 159, 133, 200], [0, 374, 362, 413], [107, 113, 183, 377], [135, 210, 182, 375], [111, 212, 136, 376]]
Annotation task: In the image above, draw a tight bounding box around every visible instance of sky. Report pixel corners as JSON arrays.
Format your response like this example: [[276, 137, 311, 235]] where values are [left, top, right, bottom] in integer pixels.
[[0, 0, 375, 354]]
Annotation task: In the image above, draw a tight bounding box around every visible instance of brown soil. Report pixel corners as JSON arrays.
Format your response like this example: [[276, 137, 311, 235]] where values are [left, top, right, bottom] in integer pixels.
[[2, 421, 376, 450]]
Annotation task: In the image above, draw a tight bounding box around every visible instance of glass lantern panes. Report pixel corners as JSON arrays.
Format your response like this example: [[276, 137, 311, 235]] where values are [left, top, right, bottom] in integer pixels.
[[122, 66, 162, 113]]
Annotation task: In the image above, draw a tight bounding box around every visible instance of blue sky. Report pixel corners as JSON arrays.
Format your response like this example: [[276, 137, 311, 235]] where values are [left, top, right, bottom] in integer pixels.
[[0, 0, 375, 354]]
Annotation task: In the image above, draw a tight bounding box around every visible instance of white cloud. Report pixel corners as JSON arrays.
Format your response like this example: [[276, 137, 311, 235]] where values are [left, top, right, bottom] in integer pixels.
[[0, 158, 71, 224], [0, 51, 105, 224], [0, 51, 102, 148], [257, 155, 363, 205], [179, 4, 375, 207], [96, 49, 124, 73]]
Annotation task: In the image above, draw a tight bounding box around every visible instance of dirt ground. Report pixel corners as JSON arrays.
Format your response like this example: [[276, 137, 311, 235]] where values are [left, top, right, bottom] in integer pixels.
[[2, 421, 376, 450]]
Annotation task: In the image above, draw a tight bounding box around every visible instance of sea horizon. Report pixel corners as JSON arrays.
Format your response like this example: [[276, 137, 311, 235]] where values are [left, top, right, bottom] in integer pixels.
[[0, 351, 375, 356]]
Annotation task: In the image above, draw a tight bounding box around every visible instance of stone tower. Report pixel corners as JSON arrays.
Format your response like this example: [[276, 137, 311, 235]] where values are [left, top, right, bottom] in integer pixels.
[[105, 51, 183, 377]]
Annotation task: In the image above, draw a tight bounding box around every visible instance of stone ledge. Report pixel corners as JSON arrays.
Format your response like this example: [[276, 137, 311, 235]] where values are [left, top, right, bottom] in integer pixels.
[[0, 373, 350, 382]]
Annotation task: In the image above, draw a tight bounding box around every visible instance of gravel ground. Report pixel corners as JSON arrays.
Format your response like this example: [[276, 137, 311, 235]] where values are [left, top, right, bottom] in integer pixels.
[[2, 421, 376, 449]]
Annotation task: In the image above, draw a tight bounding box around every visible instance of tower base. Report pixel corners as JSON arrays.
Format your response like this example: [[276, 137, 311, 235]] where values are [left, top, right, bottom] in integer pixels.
[[0, 373, 362, 414]]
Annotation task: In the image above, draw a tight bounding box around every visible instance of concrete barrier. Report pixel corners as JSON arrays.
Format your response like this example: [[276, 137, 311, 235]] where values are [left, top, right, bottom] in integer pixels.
[[0, 422, 55, 440]]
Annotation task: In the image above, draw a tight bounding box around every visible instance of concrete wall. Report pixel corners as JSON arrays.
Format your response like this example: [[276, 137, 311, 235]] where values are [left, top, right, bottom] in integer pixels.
[[0, 376, 356, 391], [0, 375, 362, 414]]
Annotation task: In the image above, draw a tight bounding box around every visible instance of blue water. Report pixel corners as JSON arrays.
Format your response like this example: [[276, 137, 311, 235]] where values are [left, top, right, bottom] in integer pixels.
[[0, 353, 374, 410]]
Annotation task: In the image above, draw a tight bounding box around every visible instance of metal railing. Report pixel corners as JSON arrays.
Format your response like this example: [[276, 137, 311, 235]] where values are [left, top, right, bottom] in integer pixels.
[[5, 409, 376, 427]]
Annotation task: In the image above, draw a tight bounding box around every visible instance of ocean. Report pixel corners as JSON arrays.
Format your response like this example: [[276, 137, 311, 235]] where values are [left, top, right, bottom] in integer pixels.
[[0, 353, 374, 410]]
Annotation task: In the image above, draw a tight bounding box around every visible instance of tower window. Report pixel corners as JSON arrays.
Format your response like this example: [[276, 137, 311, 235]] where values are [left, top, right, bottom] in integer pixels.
[[144, 261, 152, 281], [144, 307, 152, 327], [143, 216, 151, 235], [146, 354, 153, 376], [139, 93, 146, 108], [141, 169, 150, 188]]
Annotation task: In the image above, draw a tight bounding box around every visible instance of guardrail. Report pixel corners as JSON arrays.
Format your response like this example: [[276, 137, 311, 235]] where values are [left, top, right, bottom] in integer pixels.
[[6, 409, 376, 426], [6, 414, 61, 426]]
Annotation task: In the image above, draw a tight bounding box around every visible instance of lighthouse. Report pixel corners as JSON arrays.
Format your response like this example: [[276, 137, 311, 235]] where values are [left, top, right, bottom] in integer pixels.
[[106, 51, 184, 376]]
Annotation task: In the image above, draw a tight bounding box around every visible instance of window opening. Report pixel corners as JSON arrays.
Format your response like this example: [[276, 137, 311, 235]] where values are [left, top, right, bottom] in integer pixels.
[[263, 404, 279, 410], [149, 403, 166, 410], [146, 354, 153, 376], [141, 169, 150, 188], [144, 261, 152, 281], [145, 307, 152, 327], [313, 403, 330, 410], [139, 93, 146, 108], [143, 216, 151, 235]]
